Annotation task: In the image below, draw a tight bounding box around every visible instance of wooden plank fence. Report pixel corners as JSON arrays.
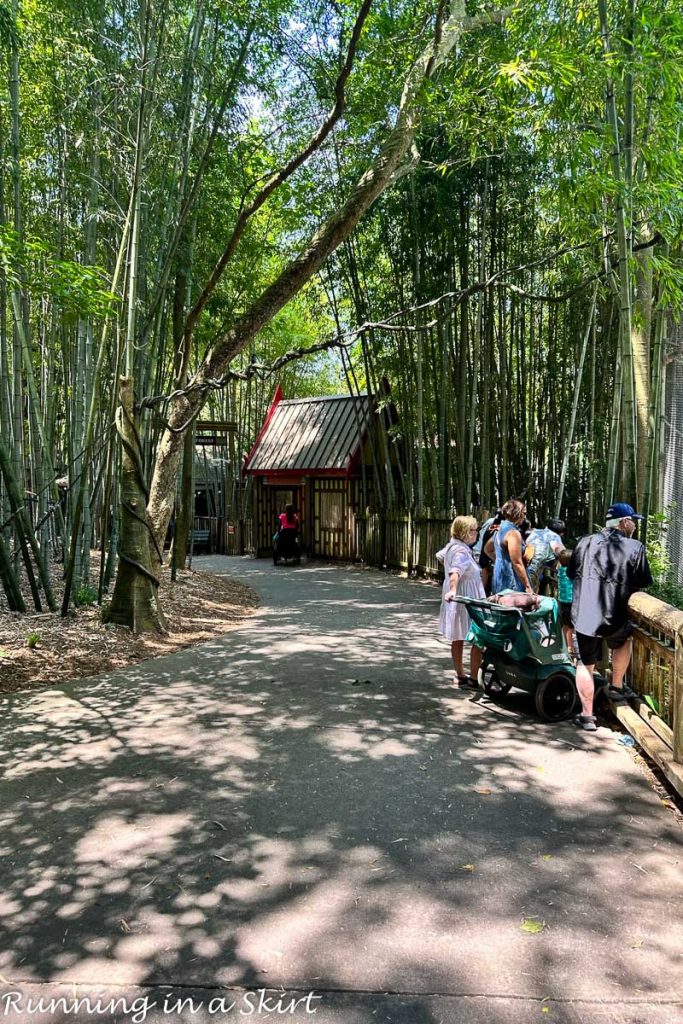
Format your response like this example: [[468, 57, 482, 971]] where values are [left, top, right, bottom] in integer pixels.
[[192, 516, 254, 556], [354, 509, 453, 577]]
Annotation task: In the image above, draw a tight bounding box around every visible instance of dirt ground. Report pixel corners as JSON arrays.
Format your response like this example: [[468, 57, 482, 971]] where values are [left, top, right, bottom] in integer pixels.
[[0, 565, 259, 695]]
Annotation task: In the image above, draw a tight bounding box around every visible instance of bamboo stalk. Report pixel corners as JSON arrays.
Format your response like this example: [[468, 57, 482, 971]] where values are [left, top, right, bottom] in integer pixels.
[[555, 284, 599, 517]]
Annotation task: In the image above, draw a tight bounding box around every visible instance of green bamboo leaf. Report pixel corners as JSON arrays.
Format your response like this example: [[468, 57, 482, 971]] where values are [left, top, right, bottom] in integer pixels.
[[521, 918, 546, 934]]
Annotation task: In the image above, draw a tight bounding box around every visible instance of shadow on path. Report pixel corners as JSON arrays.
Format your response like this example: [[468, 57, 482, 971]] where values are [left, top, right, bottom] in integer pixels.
[[0, 558, 681, 1023]]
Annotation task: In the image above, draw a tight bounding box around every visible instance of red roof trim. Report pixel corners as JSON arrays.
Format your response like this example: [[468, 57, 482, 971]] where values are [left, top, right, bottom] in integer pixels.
[[243, 385, 283, 472]]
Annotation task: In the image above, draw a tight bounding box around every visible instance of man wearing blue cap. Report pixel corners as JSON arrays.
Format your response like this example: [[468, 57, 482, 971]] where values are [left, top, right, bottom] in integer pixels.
[[567, 503, 653, 731]]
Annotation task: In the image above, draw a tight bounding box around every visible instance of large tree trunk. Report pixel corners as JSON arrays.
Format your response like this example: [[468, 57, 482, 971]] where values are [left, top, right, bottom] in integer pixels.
[[146, 2, 510, 550], [104, 378, 165, 633]]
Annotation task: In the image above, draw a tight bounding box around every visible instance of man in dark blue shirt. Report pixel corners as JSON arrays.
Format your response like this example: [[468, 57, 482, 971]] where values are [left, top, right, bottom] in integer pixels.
[[567, 502, 653, 731]]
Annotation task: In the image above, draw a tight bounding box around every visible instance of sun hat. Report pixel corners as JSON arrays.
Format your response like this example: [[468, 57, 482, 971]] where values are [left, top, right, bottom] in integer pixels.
[[606, 502, 644, 521]]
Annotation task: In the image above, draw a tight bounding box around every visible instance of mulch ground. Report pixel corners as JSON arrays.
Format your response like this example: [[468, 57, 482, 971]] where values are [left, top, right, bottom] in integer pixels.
[[0, 565, 259, 695]]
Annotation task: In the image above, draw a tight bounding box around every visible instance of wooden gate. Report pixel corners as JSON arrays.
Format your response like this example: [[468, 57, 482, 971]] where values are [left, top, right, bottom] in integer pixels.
[[311, 478, 351, 559]]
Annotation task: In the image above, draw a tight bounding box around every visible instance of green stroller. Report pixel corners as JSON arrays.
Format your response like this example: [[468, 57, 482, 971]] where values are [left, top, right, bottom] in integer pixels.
[[452, 592, 601, 721]]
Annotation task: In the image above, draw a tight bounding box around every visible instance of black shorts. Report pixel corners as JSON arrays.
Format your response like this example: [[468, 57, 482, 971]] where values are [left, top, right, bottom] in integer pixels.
[[559, 602, 573, 628], [575, 622, 633, 666]]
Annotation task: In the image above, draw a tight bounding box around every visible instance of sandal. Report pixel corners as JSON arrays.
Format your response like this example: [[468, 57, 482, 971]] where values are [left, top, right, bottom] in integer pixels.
[[457, 675, 479, 690], [574, 714, 598, 732]]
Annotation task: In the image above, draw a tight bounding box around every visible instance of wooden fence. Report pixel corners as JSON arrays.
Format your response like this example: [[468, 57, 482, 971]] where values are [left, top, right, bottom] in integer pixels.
[[354, 509, 452, 577], [192, 516, 253, 556], [623, 592, 683, 791]]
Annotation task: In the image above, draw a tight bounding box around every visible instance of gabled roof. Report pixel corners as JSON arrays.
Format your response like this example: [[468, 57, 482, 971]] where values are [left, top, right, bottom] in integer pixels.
[[244, 388, 372, 474]]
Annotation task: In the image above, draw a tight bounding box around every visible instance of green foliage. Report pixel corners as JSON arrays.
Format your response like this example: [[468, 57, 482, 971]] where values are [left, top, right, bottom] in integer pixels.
[[26, 632, 41, 650], [0, 0, 17, 46], [644, 694, 660, 715], [74, 584, 98, 608], [646, 507, 683, 610], [4, 0, 683, 563], [0, 226, 118, 321]]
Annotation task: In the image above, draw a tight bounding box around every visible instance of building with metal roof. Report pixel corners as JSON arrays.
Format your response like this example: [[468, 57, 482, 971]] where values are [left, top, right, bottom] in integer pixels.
[[244, 390, 372, 475], [243, 386, 394, 559]]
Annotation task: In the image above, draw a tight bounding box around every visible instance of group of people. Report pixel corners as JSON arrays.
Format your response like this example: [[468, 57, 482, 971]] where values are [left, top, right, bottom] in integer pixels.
[[437, 498, 653, 733]]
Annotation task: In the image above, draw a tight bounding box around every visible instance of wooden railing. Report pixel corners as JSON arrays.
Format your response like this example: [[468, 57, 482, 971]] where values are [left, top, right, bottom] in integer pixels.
[[627, 592, 683, 774]]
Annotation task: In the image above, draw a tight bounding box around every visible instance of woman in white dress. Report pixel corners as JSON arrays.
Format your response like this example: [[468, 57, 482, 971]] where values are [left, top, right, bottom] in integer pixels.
[[436, 515, 486, 689]]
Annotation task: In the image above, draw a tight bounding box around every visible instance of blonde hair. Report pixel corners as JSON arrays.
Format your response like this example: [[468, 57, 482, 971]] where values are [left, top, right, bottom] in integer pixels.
[[451, 515, 478, 541]]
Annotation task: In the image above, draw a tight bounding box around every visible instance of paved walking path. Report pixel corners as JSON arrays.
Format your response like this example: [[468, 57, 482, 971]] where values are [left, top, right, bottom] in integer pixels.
[[1, 558, 681, 1024]]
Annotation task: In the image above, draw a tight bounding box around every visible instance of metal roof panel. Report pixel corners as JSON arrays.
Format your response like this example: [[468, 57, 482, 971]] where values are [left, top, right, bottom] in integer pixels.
[[246, 394, 371, 472]]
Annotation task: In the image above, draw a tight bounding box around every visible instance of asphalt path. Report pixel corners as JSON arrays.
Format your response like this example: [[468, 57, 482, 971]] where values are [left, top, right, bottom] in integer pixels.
[[1, 557, 681, 1024]]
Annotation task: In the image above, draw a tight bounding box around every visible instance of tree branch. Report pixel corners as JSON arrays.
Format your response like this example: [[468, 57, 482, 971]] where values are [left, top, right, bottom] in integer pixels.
[[139, 229, 665, 424], [183, 0, 375, 342]]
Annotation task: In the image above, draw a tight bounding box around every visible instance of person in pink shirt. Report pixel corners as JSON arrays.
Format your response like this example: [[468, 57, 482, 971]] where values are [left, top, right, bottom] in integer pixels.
[[278, 503, 299, 532]]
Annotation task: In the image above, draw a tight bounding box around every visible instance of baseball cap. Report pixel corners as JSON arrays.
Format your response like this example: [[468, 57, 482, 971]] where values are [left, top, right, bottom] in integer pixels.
[[606, 502, 644, 521]]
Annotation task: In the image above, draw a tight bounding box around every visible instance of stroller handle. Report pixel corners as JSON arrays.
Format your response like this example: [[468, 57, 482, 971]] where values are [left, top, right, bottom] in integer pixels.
[[449, 595, 523, 615]]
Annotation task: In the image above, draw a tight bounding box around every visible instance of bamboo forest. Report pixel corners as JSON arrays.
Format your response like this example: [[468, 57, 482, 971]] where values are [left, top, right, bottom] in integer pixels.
[[1, 0, 682, 628], [4, 3, 683, 1020]]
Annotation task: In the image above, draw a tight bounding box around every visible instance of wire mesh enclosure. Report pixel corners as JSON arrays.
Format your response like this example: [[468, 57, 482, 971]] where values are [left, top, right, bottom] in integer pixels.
[[661, 332, 683, 585]]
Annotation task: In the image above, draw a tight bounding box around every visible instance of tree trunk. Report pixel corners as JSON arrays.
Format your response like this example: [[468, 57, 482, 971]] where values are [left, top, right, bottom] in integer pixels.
[[103, 378, 165, 633], [642, 254, 668, 534], [9, 0, 24, 509], [555, 285, 598, 516], [0, 428, 55, 610], [0, 528, 25, 612], [465, 165, 488, 508], [598, 0, 637, 495]]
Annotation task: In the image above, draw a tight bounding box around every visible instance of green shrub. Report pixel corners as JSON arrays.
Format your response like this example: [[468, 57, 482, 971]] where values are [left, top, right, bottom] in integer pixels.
[[26, 632, 41, 650], [646, 506, 683, 610], [74, 583, 98, 607]]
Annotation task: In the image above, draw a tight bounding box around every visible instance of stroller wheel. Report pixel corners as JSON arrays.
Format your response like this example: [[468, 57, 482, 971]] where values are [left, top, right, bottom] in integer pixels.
[[535, 672, 579, 722], [479, 662, 512, 697]]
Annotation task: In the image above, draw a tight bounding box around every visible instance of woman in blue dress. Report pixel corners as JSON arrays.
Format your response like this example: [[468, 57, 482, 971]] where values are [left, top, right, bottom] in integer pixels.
[[486, 498, 534, 595]]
